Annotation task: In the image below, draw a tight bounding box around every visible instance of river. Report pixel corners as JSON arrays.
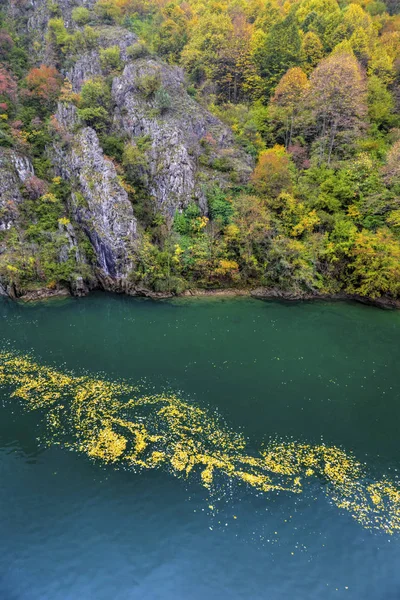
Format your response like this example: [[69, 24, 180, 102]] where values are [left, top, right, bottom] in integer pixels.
[[1, 293, 399, 599]]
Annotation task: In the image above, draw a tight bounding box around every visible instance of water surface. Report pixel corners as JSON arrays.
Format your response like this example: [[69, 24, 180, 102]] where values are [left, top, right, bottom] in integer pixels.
[[1, 294, 400, 599]]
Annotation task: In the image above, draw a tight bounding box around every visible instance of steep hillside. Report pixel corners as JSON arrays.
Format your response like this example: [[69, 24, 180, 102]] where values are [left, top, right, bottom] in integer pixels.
[[1, 0, 400, 303], [0, 0, 252, 297]]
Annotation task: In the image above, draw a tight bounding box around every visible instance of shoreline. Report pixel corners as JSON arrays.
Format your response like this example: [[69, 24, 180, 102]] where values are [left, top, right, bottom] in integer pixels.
[[4, 284, 399, 310]]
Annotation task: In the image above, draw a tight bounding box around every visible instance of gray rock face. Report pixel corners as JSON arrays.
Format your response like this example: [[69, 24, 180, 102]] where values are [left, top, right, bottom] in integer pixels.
[[26, 0, 96, 33], [67, 27, 136, 92], [112, 59, 253, 216], [53, 104, 137, 280], [0, 149, 31, 232], [3, 0, 254, 295]]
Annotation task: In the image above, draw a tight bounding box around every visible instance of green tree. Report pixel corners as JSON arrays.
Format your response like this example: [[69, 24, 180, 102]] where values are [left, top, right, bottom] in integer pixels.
[[257, 15, 301, 95]]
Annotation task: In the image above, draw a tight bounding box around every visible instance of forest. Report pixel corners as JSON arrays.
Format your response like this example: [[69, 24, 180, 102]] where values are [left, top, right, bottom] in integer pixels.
[[1, 0, 400, 299]]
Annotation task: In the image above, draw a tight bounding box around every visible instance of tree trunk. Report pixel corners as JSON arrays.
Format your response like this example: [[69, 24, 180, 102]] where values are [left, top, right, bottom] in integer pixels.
[[327, 119, 338, 166]]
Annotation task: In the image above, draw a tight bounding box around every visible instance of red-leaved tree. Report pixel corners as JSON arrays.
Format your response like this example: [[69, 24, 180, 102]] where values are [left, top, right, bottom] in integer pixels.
[[25, 64, 62, 106], [0, 66, 17, 104]]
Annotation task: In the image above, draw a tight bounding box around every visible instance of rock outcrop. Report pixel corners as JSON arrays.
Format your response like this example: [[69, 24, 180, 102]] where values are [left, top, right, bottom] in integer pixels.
[[112, 58, 253, 216], [53, 104, 137, 283], [1, 0, 254, 297], [0, 150, 32, 233]]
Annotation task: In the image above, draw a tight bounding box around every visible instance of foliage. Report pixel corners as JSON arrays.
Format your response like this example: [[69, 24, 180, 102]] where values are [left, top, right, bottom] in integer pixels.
[[251, 146, 293, 197], [71, 7, 91, 26], [99, 45, 122, 72], [136, 70, 161, 97], [25, 64, 62, 106], [2, 0, 400, 300], [154, 87, 171, 113], [77, 77, 111, 130]]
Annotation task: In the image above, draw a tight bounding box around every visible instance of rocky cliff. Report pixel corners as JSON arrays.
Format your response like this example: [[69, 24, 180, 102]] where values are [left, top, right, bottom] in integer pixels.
[[0, 0, 253, 297]]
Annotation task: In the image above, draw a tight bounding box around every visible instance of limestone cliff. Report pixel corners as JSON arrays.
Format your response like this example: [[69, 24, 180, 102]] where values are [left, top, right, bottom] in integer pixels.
[[0, 0, 253, 297]]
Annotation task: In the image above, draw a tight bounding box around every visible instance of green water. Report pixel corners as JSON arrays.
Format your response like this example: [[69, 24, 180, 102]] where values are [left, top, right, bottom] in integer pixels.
[[1, 293, 400, 599]]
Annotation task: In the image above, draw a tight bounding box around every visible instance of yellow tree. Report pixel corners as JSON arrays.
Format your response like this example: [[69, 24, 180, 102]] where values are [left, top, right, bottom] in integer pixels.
[[181, 12, 233, 87], [251, 145, 293, 197], [270, 67, 309, 148], [347, 229, 400, 298]]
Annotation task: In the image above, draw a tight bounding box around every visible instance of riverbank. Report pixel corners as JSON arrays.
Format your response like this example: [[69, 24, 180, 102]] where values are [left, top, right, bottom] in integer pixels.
[[7, 282, 400, 309]]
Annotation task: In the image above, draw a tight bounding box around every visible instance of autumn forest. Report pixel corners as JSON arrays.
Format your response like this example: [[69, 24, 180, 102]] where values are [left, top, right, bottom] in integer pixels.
[[1, 0, 400, 300]]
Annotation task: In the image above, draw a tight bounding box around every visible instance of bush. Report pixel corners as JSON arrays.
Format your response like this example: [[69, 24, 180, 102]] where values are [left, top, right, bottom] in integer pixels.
[[136, 71, 161, 97], [100, 134, 125, 161], [94, 0, 121, 23], [79, 77, 111, 108], [211, 156, 231, 172], [154, 87, 171, 114], [77, 106, 109, 130], [127, 42, 149, 59], [71, 6, 91, 25], [207, 187, 234, 225], [78, 77, 111, 130], [99, 45, 122, 73], [47, 18, 72, 51]]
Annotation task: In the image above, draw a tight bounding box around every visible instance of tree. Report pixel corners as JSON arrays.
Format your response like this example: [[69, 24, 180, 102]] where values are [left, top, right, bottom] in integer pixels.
[[216, 13, 253, 102], [25, 65, 62, 106], [295, 0, 341, 50], [257, 14, 301, 95], [382, 140, 400, 185], [181, 12, 233, 87], [308, 52, 367, 164], [270, 67, 309, 148], [0, 66, 17, 103], [155, 3, 189, 63], [228, 194, 271, 278], [301, 31, 324, 75], [333, 3, 372, 42], [251, 145, 293, 197], [0, 31, 14, 59], [99, 45, 122, 73], [367, 75, 395, 129], [94, 0, 122, 23], [77, 77, 111, 130], [368, 48, 395, 86], [347, 229, 400, 298], [46, 18, 72, 54]]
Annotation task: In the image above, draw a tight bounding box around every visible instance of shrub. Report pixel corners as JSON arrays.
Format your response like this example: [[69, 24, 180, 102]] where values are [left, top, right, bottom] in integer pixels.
[[77, 106, 109, 130], [78, 78, 111, 130], [251, 145, 293, 198], [79, 77, 111, 108], [154, 87, 171, 114], [99, 45, 122, 73], [136, 71, 161, 97], [71, 6, 91, 25], [100, 134, 125, 161], [82, 26, 99, 49], [94, 0, 121, 23], [123, 143, 145, 167], [207, 187, 234, 225], [25, 64, 62, 105], [127, 42, 149, 59], [24, 176, 48, 199], [47, 18, 72, 51], [211, 156, 231, 172]]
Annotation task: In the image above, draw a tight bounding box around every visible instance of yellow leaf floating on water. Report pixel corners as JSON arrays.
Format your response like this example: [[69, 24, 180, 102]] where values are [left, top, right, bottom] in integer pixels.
[[87, 428, 127, 463], [1, 350, 400, 535]]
